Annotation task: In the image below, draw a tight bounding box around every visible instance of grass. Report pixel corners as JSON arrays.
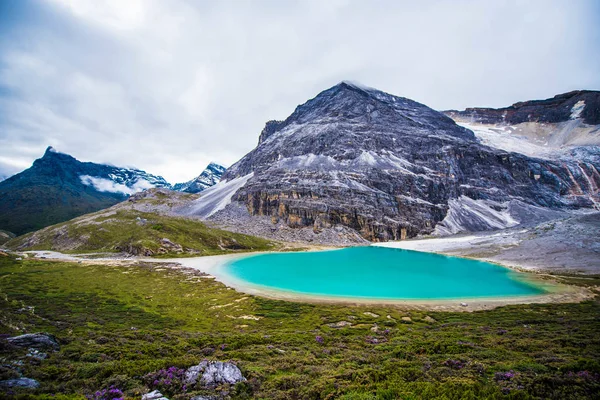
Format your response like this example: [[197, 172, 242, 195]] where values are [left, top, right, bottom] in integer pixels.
[[7, 210, 277, 257], [0, 229, 15, 245], [0, 254, 599, 399]]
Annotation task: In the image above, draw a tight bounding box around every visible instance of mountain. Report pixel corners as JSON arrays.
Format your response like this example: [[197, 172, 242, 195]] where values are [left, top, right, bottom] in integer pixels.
[[0, 147, 170, 236], [175, 82, 599, 242], [172, 162, 226, 193], [444, 90, 600, 158]]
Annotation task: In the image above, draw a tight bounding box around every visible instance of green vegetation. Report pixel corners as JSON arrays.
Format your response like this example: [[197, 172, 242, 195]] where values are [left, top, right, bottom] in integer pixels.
[[0, 229, 15, 245], [8, 210, 277, 257], [1, 255, 599, 399]]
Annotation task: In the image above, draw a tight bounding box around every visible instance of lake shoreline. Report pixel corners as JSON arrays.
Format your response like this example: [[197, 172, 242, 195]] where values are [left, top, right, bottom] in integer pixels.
[[21, 245, 594, 312]]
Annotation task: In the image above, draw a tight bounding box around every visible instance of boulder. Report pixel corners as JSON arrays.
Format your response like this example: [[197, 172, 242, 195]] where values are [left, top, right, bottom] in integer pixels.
[[0, 377, 40, 388], [142, 390, 169, 400], [7, 333, 59, 351], [185, 361, 245, 387], [327, 321, 352, 328]]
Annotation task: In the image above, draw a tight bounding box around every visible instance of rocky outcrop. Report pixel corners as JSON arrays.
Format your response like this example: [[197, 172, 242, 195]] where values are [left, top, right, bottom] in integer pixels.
[[185, 361, 246, 387], [445, 90, 600, 125], [201, 82, 599, 241], [7, 333, 60, 351]]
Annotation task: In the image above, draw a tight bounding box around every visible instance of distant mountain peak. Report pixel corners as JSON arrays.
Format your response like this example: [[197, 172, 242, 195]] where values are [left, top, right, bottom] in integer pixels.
[[0, 147, 171, 235], [172, 162, 226, 194]]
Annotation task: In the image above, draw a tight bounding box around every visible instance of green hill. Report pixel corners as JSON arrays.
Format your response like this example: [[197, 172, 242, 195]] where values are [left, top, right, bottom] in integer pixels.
[[8, 208, 277, 257]]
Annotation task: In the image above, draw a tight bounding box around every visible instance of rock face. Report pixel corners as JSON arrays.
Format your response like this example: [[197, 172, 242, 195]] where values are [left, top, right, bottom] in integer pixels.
[[185, 361, 246, 387], [7, 333, 60, 351], [199, 82, 599, 241], [172, 162, 226, 194], [445, 90, 600, 125]]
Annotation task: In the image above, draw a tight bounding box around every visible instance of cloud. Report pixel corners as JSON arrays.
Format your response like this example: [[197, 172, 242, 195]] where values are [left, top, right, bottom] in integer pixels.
[[79, 175, 154, 195], [0, 0, 599, 183]]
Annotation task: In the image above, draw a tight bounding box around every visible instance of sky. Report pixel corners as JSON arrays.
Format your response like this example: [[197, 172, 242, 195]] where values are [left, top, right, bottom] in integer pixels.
[[0, 0, 599, 183]]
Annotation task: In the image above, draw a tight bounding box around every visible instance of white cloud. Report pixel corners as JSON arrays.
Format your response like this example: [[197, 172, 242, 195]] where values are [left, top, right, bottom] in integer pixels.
[[79, 175, 154, 195], [0, 0, 598, 183]]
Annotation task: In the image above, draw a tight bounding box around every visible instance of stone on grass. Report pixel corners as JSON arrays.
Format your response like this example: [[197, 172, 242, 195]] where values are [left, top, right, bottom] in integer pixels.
[[0, 377, 40, 388], [7, 333, 59, 351], [185, 361, 245, 387], [142, 389, 169, 400], [327, 321, 352, 328]]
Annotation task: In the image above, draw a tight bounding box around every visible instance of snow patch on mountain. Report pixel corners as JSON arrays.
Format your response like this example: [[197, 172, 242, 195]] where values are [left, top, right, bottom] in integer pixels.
[[79, 175, 155, 195], [182, 173, 254, 219], [434, 196, 519, 236], [570, 100, 585, 119], [456, 121, 553, 158]]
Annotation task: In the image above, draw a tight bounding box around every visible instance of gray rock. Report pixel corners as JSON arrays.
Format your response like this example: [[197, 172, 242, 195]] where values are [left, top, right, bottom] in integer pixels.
[[26, 348, 48, 360], [0, 377, 40, 388], [141, 390, 169, 400], [7, 333, 59, 351], [185, 361, 246, 387]]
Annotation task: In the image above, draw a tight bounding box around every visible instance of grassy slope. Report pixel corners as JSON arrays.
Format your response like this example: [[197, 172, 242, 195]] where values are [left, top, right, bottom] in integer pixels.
[[1, 255, 599, 399], [0, 229, 15, 245], [8, 210, 277, 256]]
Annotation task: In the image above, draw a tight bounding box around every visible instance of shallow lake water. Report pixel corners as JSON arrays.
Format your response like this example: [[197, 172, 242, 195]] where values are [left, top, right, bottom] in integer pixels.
[[221, 247, 544, 300]]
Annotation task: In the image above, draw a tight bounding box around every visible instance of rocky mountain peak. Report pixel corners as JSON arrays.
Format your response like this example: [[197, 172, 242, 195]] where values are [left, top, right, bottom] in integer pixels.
[[205, 84, 600, 242]]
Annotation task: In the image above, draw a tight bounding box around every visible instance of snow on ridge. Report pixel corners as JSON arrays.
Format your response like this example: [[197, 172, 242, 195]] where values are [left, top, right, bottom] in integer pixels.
[[434, 195, 519, 236], [185, 173, 254, 219], [79, 175, 155, 195], [456, 121, 552, 158], [570, 100, 585, 120]]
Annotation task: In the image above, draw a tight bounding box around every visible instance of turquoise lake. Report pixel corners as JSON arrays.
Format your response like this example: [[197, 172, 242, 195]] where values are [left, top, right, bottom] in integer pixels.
[[222, 247, 544, 300]]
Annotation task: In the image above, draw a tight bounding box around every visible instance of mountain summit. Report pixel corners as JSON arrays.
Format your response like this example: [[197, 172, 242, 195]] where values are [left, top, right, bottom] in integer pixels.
[[182, 83, 599, 242]]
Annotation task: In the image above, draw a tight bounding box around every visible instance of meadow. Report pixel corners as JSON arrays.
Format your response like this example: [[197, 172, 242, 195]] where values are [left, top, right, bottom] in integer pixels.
[[1, 254, 599, 399]]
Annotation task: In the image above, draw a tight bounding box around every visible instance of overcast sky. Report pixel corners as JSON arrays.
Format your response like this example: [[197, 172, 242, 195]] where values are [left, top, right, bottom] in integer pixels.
[[1, 0, 599, 183]]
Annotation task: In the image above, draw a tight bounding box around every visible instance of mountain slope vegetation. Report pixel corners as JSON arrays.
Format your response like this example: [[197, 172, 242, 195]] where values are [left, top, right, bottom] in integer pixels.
[[8, 190, 277, 256], [0, 254, 598, 398]]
